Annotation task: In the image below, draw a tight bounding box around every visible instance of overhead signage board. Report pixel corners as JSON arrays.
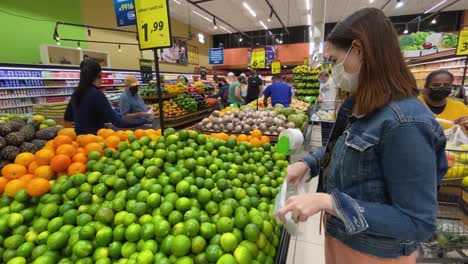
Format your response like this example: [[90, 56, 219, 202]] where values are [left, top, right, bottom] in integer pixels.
[[113, 0, 136, 27], [209, 48, 224, 65]]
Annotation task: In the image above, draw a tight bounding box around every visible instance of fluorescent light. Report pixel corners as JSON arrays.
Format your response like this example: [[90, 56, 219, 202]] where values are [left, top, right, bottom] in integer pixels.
[[396, 0, 404, 8], [369, 0, 374, 3], [267, 18, 271, 22], [268, 30, 273, 35], [173, 0, 181, 4], [259, 21, 268, 30], [219, 26, 232, 34], [307, 14, 311, 25], [214, 25, 218, 29], [243, 2, 257, 17], [424, 0, 447, 14], [305, 0, 310, 10], [193, 11, 211, 22]]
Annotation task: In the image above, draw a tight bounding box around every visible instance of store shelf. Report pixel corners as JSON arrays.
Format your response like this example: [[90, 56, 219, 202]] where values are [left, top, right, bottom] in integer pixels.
[[0, 104, 35, 110], [0, 77, 79, 80], [0, 85, 76, 90], [0, 93, 72, 99], [409, 65, 466, 72]]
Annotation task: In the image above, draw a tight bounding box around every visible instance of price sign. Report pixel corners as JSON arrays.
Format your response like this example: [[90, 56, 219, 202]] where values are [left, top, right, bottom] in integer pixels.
[[456, 30, 468, 56], [134, 0, 172, 50], [113, 0, 136, 27], [139, 59, 153, 83], [250, 48, 266, 69], [271, 61, 281, 74]]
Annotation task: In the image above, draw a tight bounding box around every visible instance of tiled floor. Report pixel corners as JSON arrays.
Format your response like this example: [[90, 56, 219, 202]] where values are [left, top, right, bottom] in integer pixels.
[[285, 177, 326, 264]]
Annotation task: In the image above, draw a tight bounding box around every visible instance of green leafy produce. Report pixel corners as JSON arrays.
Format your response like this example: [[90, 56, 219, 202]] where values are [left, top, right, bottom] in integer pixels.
[[399, 35, 415, 50], [413, 31, 430, 46], [175, 94, 198, 113], [442, 33, 458, 48]]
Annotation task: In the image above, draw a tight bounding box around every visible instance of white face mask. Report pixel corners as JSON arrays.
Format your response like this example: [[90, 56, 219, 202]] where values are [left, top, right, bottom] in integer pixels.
[[331, 47, 360, 94]]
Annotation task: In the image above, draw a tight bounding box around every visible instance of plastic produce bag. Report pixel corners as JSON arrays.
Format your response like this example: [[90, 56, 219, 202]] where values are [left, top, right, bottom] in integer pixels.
[[274, 179, 307, 236], [444, 124, 468, 149]]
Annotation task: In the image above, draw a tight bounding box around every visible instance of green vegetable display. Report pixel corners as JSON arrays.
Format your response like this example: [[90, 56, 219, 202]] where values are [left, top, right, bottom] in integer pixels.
[[174, 94, 198, 113]]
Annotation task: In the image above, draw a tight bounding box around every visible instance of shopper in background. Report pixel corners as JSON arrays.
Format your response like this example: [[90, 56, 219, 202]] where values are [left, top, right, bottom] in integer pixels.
[[228, 75, 246, 106], [318, 70, 338, 111], [246, 69, 263, 104], [119, 75, 153, 122], [208, 77, 229, 108], [263, 75, 292, 107], [419, 70, 468, 130], [276, 8, 446, 264], [285, 76, 295, 97], [64, 59, 146, 135]]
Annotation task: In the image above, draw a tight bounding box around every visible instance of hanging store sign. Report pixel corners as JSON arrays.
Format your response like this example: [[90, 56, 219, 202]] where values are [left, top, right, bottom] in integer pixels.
[[250, 48, 266, 69], [209, 48, 224, 65], [134, 0, 172, 50], [113, 0, 136, 27], [271, 61, 281, 74], [456, 30, 468, 56]]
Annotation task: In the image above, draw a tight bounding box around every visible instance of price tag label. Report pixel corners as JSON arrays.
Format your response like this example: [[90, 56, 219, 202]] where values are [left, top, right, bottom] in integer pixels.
[[134, 0, 172, 50], [456, 30, 468, 56], [250, 48, 266, 69], [271, 61, 281, 74]]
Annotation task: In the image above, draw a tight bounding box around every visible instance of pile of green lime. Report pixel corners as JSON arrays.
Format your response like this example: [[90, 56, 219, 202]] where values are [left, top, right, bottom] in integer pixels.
[[0, 129, 287, 264]]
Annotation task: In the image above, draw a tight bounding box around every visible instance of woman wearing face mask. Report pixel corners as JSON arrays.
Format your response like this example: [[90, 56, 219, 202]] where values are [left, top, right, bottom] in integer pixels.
[[119, 75, 153, 122], [276, 8, 447, 264], [317, 70, 338, 111], [64, 60, 146, 135], [419, 70, 468, 130], [208, 77, 229, 108]]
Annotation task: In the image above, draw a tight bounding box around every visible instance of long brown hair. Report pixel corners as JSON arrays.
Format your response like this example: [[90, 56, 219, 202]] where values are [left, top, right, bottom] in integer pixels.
[[328, 8, 418, 115]]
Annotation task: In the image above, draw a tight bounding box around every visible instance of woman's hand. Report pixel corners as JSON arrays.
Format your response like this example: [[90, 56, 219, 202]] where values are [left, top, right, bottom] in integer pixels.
[[275, 193, 334, 223], [455, 116, 468, 131], [286, 161, 309, 189]]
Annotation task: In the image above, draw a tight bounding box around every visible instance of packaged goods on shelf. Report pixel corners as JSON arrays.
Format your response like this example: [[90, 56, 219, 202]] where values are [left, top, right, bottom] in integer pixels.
[[408, 57, 467, 88], [33, 102, 68, 119]]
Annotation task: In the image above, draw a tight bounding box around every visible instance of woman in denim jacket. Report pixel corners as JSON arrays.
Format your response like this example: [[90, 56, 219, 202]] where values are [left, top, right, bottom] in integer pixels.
[[276, 8, 447, 263]]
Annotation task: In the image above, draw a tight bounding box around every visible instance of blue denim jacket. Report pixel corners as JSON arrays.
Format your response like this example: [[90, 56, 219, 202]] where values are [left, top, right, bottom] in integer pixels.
[[303, 97, 447, 258]]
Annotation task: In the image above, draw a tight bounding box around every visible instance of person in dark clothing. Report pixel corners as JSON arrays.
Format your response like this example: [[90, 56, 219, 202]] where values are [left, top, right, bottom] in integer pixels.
[[208, 77, 229, 108], [245, 69, 263, 104], [64, 59, 146, 135]]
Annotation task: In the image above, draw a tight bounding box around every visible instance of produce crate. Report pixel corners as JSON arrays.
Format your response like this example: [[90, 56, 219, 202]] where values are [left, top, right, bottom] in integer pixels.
[[439, 149, 468, 203]]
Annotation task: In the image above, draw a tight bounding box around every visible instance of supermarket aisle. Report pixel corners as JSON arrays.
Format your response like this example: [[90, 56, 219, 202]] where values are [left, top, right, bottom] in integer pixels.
[[285, 177, 326, 264]]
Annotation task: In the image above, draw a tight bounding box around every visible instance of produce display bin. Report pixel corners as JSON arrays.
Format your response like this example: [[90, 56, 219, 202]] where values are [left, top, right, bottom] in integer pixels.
[[275, 228, 292, 264]]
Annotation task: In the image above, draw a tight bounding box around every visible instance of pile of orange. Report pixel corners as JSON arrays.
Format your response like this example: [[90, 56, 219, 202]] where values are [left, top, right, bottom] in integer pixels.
[[209, 129, 270, 147]]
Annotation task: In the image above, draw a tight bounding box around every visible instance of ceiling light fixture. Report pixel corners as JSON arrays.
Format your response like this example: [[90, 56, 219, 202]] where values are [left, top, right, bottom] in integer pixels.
[[77, 41, 81, 50], [396, 0, 404, 8], [219, 26, 232, 34], [213, 17, 218, 29], [173, 0, 181, 4], [56, 40, 60, 46], [369, 0, 374, 3], [305, 0, 310, 11], [243, 2, 257, 17], [239, 37, 243, 42], [431, 18, 437, 24], [403, 26, 409, 34], [307, 14, 311, 25], [268, 10, 273, 22], [118, 44, 122, 52], [193, 10, 211, 22], [259, 21, 268, 30], [87, 27, 91, 37], [424, 0, 447, 14]]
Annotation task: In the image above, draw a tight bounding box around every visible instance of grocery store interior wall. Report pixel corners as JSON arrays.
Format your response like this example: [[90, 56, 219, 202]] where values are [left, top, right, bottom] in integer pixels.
[[0, 0, 212, 72], [81, 0, 213, 72], [0, 0, 88, 64]]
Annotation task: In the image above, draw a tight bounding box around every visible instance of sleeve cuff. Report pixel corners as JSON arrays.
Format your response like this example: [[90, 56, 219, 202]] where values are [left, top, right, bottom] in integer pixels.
[[330, 190, 369, 234]]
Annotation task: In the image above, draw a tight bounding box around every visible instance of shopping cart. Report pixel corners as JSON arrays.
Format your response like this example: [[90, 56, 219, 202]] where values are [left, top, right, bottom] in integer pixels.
[[303, 100, 335, 152], [418, 149, 468, 263]]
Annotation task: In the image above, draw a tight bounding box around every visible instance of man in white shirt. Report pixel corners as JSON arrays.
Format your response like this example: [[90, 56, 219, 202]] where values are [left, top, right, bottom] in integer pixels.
[[318, 70, 337, 111]]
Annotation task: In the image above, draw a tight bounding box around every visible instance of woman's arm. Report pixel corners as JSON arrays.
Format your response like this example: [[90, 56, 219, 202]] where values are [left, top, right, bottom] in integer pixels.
[[234, 85, 244, 104], [96, 93, 146, 128], [329, 122, 446, 240], [123, 112, 148, 120]]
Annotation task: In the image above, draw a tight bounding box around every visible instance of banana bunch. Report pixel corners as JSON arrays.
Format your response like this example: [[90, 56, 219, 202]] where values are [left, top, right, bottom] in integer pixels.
[[292, 65, 319, 74]]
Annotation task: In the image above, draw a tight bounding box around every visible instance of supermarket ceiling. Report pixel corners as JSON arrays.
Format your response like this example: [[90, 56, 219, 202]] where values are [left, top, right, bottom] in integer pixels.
[[168, 0, 468, 34]]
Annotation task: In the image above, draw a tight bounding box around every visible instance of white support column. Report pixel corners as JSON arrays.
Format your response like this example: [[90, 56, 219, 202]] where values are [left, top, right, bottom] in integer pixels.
[[309, 0, 326, 65]]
